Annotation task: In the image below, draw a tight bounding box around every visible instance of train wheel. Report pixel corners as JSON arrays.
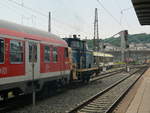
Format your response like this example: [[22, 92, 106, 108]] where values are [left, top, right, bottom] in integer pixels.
[[81, 77, 86, 83], [59, 78, 67, 87], [86, 76, 90, 82], [41, 84, 52, 98], [81, 75, 90, 83], [13, 89, 22, 97]]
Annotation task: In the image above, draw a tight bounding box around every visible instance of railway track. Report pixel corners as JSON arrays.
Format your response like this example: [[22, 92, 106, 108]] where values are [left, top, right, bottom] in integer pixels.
[[90, 64, 146, 82], [91, 64, 147, 82], [91, 69, 123, 82], [0, 66, 145, 113], [68, 67, 147, 113], [0, 68, 124, 113], [69, 67, 124, 88]]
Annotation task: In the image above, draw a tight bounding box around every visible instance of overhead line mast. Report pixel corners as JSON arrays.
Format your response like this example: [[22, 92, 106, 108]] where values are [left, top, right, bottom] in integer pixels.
[[48, 12, 51, 32], [93, 8, 101, 71], [93, 8, 99, 51]]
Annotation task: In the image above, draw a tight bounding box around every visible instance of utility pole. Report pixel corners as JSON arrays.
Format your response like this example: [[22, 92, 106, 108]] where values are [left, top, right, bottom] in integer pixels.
[[93, 8, 99, 51], [120, 31, 126, 62], [120, 30, 128, 62], [120, 30, 129, 71], [48, 12, 51, 32], [110, 30, 129, 70], [93, 8, 100, 73]]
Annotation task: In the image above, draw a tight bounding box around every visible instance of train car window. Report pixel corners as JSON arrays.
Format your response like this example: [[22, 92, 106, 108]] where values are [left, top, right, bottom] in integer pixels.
[[29, 43, 37, 62], [64, 48, 68, 58], [53, 47, 58, 62], [44, 46, 50, 62], [10, 40, 23, 63], [0, 39, 4, 63]]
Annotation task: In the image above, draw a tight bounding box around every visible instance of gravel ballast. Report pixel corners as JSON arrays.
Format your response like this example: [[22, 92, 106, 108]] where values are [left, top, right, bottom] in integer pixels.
[[10, 69, 138, 113]]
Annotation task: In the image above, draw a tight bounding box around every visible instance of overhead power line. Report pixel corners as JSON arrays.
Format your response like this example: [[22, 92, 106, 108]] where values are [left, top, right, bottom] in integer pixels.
[[7, 0, 48, 17], [6, 0, 78, 30], [0, 1, 49, 27], [96, 0, 123, 28], [4, 0, 93, 37], [113, 0, 133, 28], [121, 7, 133, 13], [0, 1, 70, 34]]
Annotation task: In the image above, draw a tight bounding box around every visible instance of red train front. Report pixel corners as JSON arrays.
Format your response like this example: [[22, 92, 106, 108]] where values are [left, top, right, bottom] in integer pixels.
[[0, 20, 71, 99]]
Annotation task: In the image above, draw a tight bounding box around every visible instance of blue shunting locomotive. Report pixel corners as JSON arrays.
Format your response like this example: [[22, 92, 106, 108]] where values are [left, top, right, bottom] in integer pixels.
[[63, 35, 99, 82]]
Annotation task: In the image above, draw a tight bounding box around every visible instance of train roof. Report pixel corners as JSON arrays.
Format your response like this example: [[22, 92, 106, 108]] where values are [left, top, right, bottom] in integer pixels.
[[93, 51, 113, 57], [0, 20, 67, 47]]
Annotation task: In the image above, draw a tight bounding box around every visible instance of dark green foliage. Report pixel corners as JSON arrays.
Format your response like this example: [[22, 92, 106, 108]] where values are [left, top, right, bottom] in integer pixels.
[[103, 37, 121, 46], [86, 33, 150, 49]]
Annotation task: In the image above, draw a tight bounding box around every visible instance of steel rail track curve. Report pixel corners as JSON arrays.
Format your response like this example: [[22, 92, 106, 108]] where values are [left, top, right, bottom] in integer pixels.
[[105, 67, 148, 113], [0, 65, 146, 113], [0, 68, 124, 113], [67, 66, 148, 113]]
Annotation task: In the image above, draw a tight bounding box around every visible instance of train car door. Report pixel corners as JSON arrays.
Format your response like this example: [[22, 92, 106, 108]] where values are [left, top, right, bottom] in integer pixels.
[[26, 40, 40, 80]]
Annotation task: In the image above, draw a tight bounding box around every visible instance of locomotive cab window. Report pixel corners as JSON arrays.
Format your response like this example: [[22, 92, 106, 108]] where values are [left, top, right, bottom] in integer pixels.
[[44, 46, 50, 62], [71, 41, 80, 48], [53, 47, 58, 62], [10, 40, 23, 63], [0, 39, 4, 63]]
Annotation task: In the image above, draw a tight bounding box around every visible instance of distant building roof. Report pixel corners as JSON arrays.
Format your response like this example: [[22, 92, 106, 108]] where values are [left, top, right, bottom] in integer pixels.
[[132, 0, 150, 25]]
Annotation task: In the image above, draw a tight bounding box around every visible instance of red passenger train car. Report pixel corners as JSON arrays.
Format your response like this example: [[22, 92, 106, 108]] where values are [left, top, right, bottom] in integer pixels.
[[0, 20, 71, 98]]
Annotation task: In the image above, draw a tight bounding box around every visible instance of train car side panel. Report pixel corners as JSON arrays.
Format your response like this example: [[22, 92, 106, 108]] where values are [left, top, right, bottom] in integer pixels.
[[0, 37, 25, 78]]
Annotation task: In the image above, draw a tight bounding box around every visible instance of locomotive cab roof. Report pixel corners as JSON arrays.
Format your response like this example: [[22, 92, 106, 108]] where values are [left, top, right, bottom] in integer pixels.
[[63, 36, 88, 50]]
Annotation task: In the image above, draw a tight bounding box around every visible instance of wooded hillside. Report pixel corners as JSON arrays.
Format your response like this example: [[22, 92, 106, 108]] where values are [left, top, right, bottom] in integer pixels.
[[86, 33, 150, 49]]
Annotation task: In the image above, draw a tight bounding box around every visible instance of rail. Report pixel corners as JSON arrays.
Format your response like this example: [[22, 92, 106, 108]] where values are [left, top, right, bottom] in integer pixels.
[[68, 66, 148, 113]]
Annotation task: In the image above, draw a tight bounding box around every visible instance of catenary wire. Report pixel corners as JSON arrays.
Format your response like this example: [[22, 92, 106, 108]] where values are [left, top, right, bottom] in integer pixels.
[[96, 0, 123, 28]]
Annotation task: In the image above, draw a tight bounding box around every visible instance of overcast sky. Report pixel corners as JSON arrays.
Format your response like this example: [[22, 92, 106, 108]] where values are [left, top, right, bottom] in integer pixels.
[[0, 0, 150, 39]]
